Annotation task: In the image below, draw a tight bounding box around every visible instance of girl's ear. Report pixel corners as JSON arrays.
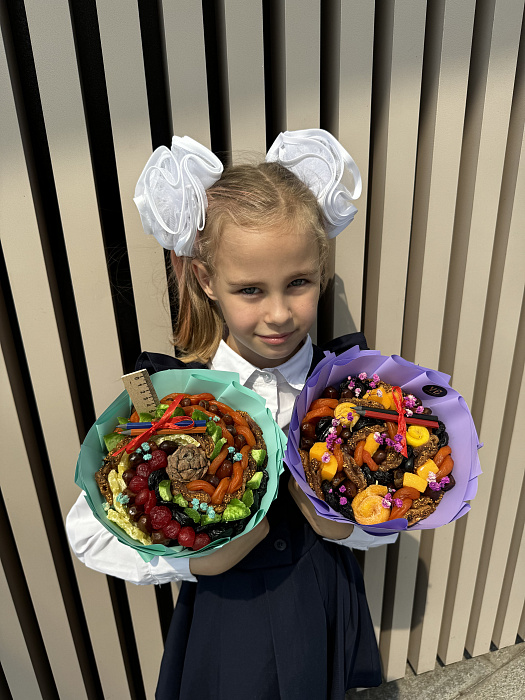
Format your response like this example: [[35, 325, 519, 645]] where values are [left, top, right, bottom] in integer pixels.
[[192, 260, 217, 300]]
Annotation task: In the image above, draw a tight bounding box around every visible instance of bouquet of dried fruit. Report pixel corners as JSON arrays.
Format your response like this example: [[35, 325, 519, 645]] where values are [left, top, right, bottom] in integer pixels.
[[285, 346, 481, 534], [76, 369, 286, 560]]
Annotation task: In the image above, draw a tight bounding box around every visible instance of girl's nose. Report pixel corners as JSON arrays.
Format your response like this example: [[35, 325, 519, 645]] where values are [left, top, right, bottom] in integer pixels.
[[264, 296, 292, 326]]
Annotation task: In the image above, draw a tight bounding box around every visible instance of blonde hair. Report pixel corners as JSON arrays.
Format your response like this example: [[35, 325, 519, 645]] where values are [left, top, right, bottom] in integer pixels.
[[171, 161, 328, 363]]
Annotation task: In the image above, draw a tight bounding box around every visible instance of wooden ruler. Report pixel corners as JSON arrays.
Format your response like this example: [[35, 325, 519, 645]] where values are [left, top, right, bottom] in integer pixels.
[[121, 369, 160, 415]]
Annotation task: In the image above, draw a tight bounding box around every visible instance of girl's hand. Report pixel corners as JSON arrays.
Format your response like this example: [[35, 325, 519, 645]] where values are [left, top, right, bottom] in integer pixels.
[[288, 475, 354, 540], [188, 517, 269, 576]]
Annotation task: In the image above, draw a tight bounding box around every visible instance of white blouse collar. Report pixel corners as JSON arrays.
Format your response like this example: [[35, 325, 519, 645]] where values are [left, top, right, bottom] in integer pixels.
[[210, 336, 313, 388]]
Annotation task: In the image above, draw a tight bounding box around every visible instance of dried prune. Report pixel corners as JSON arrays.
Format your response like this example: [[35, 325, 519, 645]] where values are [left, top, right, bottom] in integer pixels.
[[148, 467, 169, 493], [360, 464, 394, 488], [437, 431, 449, 448], [316, 416, 333, 441]]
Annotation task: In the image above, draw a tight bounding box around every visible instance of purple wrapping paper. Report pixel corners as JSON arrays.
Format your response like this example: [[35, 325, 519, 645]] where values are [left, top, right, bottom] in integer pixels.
[[285, 347, 482, 534]]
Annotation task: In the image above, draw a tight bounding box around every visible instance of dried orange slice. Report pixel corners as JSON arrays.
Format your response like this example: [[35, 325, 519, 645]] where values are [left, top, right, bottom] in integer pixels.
[[353, 494, 390, 525]]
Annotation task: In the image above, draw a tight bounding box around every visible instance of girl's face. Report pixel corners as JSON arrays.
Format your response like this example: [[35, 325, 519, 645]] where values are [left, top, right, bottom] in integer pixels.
[[194, 222, 321, 368]]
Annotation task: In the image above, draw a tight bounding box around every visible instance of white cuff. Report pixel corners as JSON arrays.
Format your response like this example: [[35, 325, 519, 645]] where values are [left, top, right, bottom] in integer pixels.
[[66, 492, 198, 584], [325, 527, 399, 550]]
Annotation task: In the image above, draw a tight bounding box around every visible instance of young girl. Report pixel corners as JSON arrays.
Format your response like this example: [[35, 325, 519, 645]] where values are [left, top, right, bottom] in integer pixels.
[[67, 129, 391, 699]]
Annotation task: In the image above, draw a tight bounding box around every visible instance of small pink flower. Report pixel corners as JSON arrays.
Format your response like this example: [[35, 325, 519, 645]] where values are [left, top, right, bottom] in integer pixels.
[[427, 471, 437, 483], [369, 382, 376, 389], [372, 374, 380, 383], [354, 388, 361, 397], [346, 411, 354, 421], [405, 409, 413, 417], [429, 481, 441, 491], [416, 405, 424, 414], [376, 389, 383, 397], [394, 498, 403, 508], [339, 497, 348, 506], [373, 431, 383, 443], [332, 418, 340, 427], [321, 452, 331, 463], [339, 485, 346, 493], [359, 372, 368, 380], [382, 497, 391, 508], [440, 476, 450, 485], [335, 437, 343, 444], [394, 443, 403, 453]]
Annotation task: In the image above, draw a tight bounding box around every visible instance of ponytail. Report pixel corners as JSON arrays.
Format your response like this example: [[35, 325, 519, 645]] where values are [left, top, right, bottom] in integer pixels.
[[171, 257, 224, 364]]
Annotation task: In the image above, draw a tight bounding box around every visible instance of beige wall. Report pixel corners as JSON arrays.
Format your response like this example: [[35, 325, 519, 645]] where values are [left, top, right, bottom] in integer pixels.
[[1, 1, 524, 697]]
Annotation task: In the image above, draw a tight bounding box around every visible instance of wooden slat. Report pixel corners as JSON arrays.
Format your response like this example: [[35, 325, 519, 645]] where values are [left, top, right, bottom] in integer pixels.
[[0, 35, 90, 698], [408, 525, 455, 673], [449, 0, 523, 405], [24, 0, 123, 417], [163, 3, 210, 147], [465, 137, 525, 655], [438, 0, 524, 664], [0, 564, 41, 699], [361, 545, 388, 644], [403, 0, 476, 367], [97, 0, 172, 358], [0, 356, 86, 699], [379, 532, 421, 682], [125, 583, 164, 700], [97, 3, 167, 692], [365, 0, 426, 355], [334, 1, 374, 336], [488, 374, 525, 648], [285, 0, 320, 130], [224, 0, 266, 159], [493, 450, 525, 648], [1, 8, 131, 698]]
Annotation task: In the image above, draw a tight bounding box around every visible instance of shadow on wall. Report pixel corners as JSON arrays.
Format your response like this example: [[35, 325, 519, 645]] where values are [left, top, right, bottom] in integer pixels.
[[334, 273, 358, 336]]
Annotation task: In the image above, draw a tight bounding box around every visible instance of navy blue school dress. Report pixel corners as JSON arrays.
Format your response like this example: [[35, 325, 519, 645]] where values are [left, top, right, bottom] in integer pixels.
[[136, 333, 382, 700]]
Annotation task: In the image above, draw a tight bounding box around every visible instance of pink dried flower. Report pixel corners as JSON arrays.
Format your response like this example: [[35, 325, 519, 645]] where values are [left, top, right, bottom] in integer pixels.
[[394, 498, 403, 508], [339, 497, 348, 506], [321, 452, 331, 463], [416, 405, 424, 414], [359, 372, 368, 380]]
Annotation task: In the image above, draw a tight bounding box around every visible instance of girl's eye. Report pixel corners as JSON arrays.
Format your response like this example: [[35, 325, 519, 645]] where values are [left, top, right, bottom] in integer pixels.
[[289, 278, 308, 287], [239, 287, 260, 295]]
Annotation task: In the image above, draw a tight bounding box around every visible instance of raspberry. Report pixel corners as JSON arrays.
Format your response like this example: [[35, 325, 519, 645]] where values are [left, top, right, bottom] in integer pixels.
[[143, 490, 157, 514], [134, 488, 150, 506], [136, 462, 153, 478], [192, 533, 211, 551], [128, 475, 148, 493], [150, 506, 172, 530], [163, 520, 181, 540], [149, 450, 168, 471], [177, 526, 196, 548]]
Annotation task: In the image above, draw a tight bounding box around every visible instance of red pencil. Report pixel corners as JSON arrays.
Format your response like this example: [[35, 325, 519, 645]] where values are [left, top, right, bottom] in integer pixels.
[[352, 406, 439, 429]]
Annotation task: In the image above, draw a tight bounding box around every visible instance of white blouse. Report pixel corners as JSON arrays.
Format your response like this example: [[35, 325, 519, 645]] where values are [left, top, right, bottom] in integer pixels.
[[66, 337, 396, 585]]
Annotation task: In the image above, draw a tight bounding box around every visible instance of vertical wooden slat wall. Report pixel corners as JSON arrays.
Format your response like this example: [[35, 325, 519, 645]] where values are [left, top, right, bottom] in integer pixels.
[[1, 0, 524, 697]]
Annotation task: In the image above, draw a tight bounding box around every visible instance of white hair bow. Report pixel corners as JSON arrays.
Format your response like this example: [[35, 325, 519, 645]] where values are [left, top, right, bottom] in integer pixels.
[[133, 135, 223, 255], [134, 129, 360, 255], [266, 129, 362, 237]]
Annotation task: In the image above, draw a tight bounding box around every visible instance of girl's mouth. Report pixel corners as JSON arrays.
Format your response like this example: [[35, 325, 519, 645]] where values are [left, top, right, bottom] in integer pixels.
[[257, 332, 294, 345]]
